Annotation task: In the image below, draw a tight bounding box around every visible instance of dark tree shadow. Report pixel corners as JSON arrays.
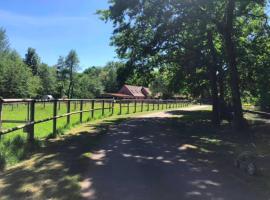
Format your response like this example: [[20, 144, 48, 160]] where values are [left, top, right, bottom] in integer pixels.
[[0, 110, 269, 200]]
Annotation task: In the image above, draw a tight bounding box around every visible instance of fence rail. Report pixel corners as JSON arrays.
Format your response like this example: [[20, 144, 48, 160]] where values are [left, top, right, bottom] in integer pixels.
[[0, 98, 190, 142]]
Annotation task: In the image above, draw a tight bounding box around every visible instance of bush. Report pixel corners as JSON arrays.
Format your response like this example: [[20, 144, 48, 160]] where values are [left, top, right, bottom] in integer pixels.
[[0, 153, 6, 171]]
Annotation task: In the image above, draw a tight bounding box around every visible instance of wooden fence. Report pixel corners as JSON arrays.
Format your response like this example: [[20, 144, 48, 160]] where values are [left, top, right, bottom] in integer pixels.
[[0, 98, 190, 142]]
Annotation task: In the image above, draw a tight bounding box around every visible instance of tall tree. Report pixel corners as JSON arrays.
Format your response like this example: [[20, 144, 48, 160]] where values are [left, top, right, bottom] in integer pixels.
[[24, 47, 40, 76], [0, 28, 9, 53], [37, 63, 57, 96], [56, 56, 69, 97], [99, 0, 269, 128], [101, 62, 123, 92], [0, 51, 40, 98], [65, 50, 79, 98]]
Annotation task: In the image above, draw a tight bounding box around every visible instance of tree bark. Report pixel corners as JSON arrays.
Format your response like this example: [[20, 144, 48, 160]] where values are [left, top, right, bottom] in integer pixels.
[[207, 31, 221, 126], [68, 65, 73, 98], [221, 0, 245, 129]]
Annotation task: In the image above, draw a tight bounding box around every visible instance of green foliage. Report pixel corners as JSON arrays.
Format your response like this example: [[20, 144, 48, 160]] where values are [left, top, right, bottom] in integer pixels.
[[0, 28, 9, 53], [0, 27, 129, 99], [37, 63, 57, 96], [24, 47, 40, 75], [82, 62, 124, 94], [99, 0, 270, 125], [101, 62, 122, 92], [65, 50, 79, 98], [0, 50, 40, 98], [75, 73, 104, 98]]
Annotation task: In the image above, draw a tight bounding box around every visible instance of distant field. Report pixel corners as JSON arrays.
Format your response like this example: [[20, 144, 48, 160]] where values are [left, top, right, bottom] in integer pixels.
[[0, 100, 182, 166]]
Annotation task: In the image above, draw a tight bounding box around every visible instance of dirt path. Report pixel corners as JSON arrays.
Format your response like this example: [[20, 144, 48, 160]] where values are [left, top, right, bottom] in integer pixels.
[[137, 105, 210, 118], [80, 105, 267, 200], [0, 105, 268, 200]]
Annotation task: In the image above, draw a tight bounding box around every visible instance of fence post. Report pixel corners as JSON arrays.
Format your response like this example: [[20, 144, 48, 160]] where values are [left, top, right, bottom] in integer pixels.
[[91, 100, 95, 118], [102, 100, 105, 116], [141, 100, 143, 112], [119, 99, 122, 115], [53, 99, 57, 136], [147, 100, 150, 111], [27, 100, 35, 142], [80, 100, 83, 123], [152, 100, 155, 110], [134, 100, 137, 113], [112, 100, 114, 115], [158, 99, 160, 110], [0, 99, 3, 138], [67, 100, 71, 125], [162, 100, 164, 110], [27, 102, 30, 121], [127, 100, 130, 114]]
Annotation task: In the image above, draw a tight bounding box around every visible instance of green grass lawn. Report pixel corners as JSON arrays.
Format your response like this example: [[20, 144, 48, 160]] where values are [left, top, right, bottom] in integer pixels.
[[0, 100, 187, 167]]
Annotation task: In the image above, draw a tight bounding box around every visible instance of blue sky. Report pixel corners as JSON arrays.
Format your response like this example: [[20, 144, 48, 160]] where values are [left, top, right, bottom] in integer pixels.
[[0, 0, 116, 70]]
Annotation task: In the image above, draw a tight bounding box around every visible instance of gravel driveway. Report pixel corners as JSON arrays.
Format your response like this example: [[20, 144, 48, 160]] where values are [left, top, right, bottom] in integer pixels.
[[80, 105, 267, 200]]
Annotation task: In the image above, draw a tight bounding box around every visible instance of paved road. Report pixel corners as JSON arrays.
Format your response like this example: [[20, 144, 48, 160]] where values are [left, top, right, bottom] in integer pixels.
[[80, 106, 267, 200]]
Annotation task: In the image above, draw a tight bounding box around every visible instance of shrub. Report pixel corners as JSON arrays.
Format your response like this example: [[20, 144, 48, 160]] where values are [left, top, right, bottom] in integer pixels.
[[0, 153, 6, 171]]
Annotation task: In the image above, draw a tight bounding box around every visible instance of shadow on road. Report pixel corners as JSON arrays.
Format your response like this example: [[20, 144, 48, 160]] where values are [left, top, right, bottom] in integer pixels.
[[0, 109, 268, 200]]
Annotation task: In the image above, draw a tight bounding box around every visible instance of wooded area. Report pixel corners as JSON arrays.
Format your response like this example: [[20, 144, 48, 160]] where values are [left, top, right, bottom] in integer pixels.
[[99, 0, 270, 129]]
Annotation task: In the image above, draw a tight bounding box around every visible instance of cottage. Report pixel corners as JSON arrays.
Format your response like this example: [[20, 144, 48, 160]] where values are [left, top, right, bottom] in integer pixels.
[[103, 84, 152, 99]]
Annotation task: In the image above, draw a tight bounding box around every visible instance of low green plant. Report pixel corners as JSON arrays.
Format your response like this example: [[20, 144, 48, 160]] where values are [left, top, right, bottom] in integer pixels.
[[0, 153, 6, 171]]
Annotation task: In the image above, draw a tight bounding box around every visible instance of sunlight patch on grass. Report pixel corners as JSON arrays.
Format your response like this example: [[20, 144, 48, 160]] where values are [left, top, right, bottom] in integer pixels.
[[179, 144, 198, 151], [199, 137, 222, 145]]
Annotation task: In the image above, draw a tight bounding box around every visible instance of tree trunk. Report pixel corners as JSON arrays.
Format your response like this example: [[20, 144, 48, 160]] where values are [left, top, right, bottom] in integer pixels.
[[221, 0, 245, 129], [70, 83, 74, 99], [68, 66, 73, 99], [207, 31, 220, 126], [67, 82, 72, 98], [218, 67, 225, 105]]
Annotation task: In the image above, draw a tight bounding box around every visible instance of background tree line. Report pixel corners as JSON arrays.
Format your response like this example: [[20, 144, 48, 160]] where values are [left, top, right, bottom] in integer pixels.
[[0, 27, 187, 100], [99, 0, 270, 129], [0, 28, 126, 99]]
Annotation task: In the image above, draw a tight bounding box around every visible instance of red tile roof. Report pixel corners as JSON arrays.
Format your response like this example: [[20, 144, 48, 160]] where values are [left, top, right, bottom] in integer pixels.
[[123, 85, 145, 97]]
